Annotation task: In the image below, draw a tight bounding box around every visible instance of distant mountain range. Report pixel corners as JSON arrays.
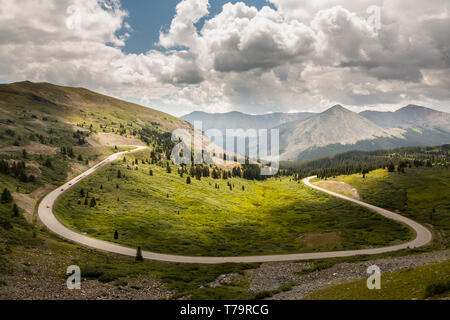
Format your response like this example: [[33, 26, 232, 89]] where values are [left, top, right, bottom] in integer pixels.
[[182, 110, 315, 133], [182, 105, 450, 161], [360, 105, 450, 131]]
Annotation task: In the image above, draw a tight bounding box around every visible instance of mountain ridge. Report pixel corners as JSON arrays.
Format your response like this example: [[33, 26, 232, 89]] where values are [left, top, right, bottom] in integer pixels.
[[0, 81, 192, 134], [183, 104, 450, 161]]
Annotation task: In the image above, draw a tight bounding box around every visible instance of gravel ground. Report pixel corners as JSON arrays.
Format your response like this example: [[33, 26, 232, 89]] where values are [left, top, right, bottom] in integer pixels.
[[0, 274, 173, 300], [1, 239, 448, 300], [248, 263, 312, 292], [208, 273, 241, 288], [0, 246, 174, 300], [266, 250, 450, 300]]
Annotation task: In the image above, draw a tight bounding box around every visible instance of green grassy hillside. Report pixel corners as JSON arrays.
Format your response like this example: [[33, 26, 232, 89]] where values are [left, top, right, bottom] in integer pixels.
[[324, 167, 450, 248], [305, 259, 450, 300], [0, 81, 189, 135]]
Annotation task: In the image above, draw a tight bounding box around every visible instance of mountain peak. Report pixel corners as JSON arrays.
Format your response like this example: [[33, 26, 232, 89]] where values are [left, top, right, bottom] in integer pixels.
[[397, 105, 435, 113], [322, 105, 352, 115]]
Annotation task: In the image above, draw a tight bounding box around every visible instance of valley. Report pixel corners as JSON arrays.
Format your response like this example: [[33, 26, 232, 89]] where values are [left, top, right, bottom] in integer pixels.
[[54, 149, 412, 257], [0, 81, 448, 300]]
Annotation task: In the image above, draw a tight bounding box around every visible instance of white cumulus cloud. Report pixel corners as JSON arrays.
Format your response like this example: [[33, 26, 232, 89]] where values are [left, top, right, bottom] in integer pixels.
[[0, 0, 449, 116]]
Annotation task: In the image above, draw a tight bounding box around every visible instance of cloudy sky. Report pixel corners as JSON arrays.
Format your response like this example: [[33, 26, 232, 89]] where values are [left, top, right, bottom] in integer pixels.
[[0, 0, 449, 116]]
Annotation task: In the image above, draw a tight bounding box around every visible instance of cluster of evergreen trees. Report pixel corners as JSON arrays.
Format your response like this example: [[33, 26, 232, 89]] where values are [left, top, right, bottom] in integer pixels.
[[279, 145, 449, 179], [1, 188, 20, 218], [73, 130, 87, 145], [60, 146, 76, 158], [0, 159, 35, 183], [138, 126, 175, 159], [78, 188, 97, 207]]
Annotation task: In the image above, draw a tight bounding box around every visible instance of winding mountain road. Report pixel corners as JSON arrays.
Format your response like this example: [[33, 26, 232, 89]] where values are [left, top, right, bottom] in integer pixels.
[[38, 147, 432, 264]]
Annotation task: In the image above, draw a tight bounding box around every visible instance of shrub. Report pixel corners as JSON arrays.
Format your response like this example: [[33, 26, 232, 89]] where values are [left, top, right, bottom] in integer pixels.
[[1, 188, 13, 204], [0, 218, 13, 230], [424, 281, 450, 298], [136, 247, 143, 261], [114, 279, 128, 287], [12, 204, 19, 217], [98, 272, 121, 283], [44, 158, 53, 169], [81, 266, 105, 279]]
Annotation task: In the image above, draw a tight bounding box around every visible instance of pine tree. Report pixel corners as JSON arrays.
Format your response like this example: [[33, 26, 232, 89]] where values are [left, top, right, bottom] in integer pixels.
[[117, 170, 122, 178], [84, 197, 88, 206], [387, 162, 395, 172], [149, 169, 153, 176], [12, 203, 19, 217], [186, 176, 191, 184], [80, 189, 85, 197], [136, 247, 144, 261], [90, 197, 97, 207], [44, 158, 53, 169], [114, 230, 119, 240], [1, 188, 13, 204]]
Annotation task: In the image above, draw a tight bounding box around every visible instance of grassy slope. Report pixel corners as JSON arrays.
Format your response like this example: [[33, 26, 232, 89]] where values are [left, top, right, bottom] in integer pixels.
[[305, 259, 450, 300], [0, 81, 188, 135], [0, 80, 191, 205], [55, 150, 412, 257], [330, 167, 450, 248]]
